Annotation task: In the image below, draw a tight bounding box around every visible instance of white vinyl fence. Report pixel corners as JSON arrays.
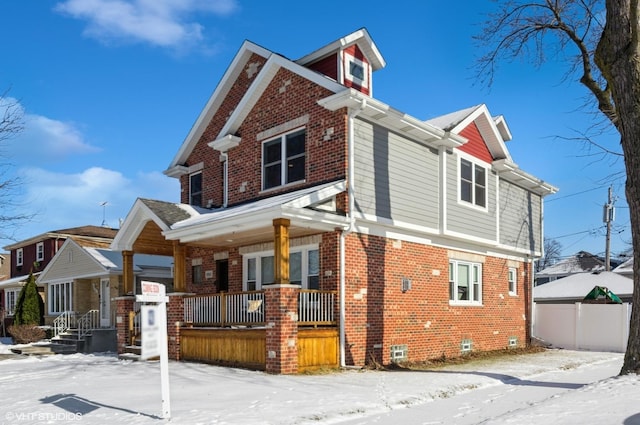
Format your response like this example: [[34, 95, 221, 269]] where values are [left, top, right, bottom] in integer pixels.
[[533, 302, 632, 352]]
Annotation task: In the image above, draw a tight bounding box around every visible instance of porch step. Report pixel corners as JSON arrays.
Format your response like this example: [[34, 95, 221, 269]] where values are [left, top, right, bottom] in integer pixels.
[[51, 329, 84, 354], [11, 341, 78, 356], [119, 344, 141, 361]]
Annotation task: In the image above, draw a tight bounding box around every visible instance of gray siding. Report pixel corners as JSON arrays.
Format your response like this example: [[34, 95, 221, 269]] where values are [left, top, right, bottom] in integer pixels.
[[41, 243, 104, 282], [445, 151, 497, 241], [499, 179, 542, 253], [353, 119, 439, 229]]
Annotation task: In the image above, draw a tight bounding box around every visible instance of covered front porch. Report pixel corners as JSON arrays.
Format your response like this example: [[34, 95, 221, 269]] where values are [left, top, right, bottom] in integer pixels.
[[112, 182, 348, 373]]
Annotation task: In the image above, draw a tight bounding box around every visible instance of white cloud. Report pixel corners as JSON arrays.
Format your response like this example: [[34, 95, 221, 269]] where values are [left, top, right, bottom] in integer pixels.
[[0, 97, 99, 162], [54, 0, 238, 49], [13, 166, 178, 237]]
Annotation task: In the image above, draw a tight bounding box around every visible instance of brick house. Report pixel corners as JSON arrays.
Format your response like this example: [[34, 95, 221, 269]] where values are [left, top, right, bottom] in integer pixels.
[[111, 29, 557, 373], [0, 226, 117, 327]]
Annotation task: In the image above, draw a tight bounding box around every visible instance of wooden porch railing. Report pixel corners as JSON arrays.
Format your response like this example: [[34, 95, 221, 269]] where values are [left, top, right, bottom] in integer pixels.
[[183, 290, 337, 327]]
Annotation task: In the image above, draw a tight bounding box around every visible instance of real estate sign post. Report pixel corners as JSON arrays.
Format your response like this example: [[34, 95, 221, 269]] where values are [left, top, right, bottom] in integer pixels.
[[136, 281, 171, 419]]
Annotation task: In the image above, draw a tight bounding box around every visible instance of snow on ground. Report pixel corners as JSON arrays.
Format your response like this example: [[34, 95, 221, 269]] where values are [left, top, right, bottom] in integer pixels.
[[0, 338, 637, 425]]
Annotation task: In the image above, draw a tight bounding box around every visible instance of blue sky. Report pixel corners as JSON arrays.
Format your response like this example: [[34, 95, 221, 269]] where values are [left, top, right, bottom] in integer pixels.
[[0, 1, 630, 260]]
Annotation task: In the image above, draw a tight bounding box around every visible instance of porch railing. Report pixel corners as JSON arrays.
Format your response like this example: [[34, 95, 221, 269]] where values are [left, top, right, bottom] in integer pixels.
[[299, 290, 336, 326], [183, 290, 337, 327], [184, 291, 265, 327], [77, 310, 99, 340], [53, 311, 76, 338], [52, 310, 101, 339]]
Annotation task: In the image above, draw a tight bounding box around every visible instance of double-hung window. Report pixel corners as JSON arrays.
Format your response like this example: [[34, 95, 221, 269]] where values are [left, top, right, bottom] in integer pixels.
[[262, 129, 306, 190], [48, 281, 73, 314], [244, 246, 319, 290], [449, 260, 482, 304], [36, 242, 44, 262], [460, 158, 487, 208], [4, 288, 20, 316], [508, 267, 517, 295], [16, 248, 23, 267], [189, 171, 203, 207]]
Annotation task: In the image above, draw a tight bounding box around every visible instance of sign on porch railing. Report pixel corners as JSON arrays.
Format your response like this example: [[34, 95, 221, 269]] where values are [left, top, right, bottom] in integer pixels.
[[136, 281, 171, 419]]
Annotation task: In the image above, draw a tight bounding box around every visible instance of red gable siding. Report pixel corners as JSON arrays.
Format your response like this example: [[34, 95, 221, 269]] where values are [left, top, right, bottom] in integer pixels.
[[457, 122, 493, 163], [308, 54, 338, 80], [342, 44, 370, 95]]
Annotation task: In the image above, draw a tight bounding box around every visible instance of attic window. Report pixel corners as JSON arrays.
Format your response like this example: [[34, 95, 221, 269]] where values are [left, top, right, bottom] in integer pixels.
[[344, 52, 369, 89]]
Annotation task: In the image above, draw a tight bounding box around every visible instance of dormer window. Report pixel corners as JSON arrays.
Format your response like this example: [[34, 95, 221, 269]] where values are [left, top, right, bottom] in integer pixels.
[[343, 52, 369, 91], [16, 248, 23, 267], [262, 129, 306, 190]]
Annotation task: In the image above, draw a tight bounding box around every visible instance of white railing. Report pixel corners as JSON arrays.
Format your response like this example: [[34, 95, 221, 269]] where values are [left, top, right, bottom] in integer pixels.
[[77, 310, 99, 340], [184, 291, 264, 326], [184, 290, 337, 327], [299, 290, 335, 325], [52, 311, 76, 337]]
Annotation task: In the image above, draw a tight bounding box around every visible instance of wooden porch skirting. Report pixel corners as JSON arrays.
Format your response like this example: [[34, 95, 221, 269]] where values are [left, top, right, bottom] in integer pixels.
[[180, 327, 339, 372]]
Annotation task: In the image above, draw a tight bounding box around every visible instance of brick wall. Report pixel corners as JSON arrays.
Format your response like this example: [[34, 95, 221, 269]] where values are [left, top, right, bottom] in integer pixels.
[[182, 64, 347, 209], [342, 233, 530, 366]]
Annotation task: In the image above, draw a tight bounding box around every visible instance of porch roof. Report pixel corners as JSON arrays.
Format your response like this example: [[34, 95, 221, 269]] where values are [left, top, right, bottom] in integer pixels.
[[0, 273, 41, 289], [113, 180, 349, 251]]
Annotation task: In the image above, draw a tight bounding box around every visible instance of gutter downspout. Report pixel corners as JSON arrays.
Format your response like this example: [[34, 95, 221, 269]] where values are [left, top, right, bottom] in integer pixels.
[[340, 98, 366, 368]]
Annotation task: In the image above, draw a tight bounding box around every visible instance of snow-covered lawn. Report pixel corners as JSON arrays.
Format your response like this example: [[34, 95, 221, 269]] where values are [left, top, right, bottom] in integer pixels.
[[0, 339, 637, 424]]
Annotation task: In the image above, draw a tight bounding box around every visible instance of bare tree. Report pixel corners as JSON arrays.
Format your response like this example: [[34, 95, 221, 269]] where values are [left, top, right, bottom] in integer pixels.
[[476, 0, 640, 374], [0, 90, 34, 240], [538, 237, 563, 271]]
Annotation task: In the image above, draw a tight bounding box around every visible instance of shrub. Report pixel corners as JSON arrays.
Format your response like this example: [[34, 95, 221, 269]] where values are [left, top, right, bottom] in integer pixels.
[[8, 324, 46, 344], [14, 272, 44, 326]]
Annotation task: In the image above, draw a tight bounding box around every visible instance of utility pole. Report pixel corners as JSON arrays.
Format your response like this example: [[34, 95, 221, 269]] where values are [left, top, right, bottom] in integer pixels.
[[603, 186, 616, 271]]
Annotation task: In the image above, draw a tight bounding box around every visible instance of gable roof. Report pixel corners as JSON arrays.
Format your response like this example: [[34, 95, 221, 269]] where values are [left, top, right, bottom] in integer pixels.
[[37, 237, 173, 283], [4, 225, 118, 251], [426, 104, 512, 162], [537, 251, 606, 278], [112, 180, 349, 251], [534, 271, 632, 301], [295, 28, 386, 71]]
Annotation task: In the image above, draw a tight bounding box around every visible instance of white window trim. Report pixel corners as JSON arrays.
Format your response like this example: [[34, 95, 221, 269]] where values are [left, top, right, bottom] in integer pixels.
[[261, 127, 306, 192], [449, 259, 483, 306], [36, 242, 44, 262], [243, 244, 318, 290], [16, 248, 23, 267], [508, 267, 518, 296], [457, 153, 489, 212], [343, 52, 370, 89], [4, 287, 21, 316], [48, 281, 73, 315]]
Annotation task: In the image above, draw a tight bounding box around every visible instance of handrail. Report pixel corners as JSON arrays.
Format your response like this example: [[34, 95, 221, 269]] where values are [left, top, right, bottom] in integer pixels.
[[52, 311, 76, 338], [77, 310, 99, 340]]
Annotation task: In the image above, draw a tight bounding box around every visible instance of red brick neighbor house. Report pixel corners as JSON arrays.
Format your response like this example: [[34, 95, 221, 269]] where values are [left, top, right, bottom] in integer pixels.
[[111, 29, 557, 373]]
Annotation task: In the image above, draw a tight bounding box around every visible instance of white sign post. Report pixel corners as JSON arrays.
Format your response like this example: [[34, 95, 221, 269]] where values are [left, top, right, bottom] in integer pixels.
[[136, 281, 171, 419]]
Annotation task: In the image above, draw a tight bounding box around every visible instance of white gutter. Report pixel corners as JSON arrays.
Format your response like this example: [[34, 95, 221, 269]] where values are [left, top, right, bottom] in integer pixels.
[[340, 98, 366, 368]]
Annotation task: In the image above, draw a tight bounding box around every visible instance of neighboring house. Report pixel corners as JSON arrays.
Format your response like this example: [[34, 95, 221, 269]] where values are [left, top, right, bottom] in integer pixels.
[[614, 256, 634, 279], [534, 271, 633, 304], [535, 251, 619, 286], [111, 29, 557, 373], [0, 226, 117, 331], [533, 271, 633, 352], [37, 238, 173, 327]]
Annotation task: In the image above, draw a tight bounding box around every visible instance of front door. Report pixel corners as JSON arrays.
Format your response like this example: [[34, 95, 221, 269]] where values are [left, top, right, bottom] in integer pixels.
[[100, 279, 111, 327]]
